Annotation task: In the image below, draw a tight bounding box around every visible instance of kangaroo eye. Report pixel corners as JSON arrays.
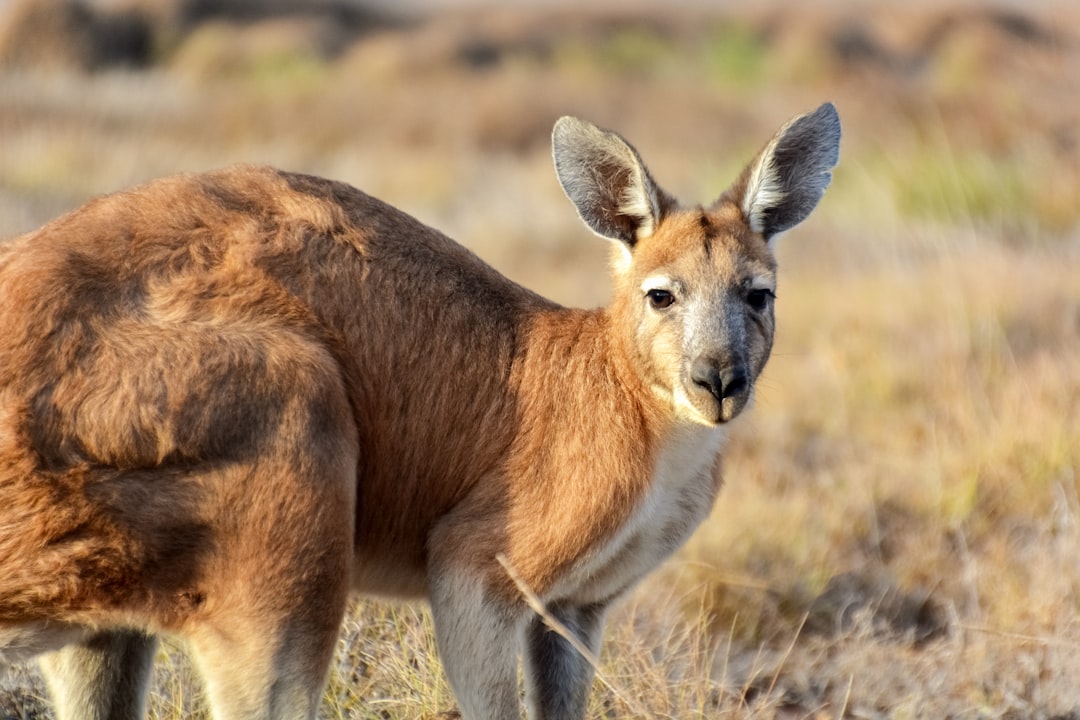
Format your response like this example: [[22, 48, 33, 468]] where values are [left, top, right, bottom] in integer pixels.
[[746, 288, 775, 311], [646, 288, 675, 310]]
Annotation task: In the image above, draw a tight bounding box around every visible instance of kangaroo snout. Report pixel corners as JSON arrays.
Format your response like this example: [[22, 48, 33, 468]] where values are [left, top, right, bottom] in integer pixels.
[[688, 357, 750, 423]]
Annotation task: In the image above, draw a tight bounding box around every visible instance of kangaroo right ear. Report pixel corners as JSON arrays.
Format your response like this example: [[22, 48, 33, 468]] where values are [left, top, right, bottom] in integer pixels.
[[734, 102, 841, 242], [552, 116, 671, 250]]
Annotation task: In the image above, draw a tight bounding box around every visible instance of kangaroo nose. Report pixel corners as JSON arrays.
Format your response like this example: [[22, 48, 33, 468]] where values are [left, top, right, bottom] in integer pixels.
[[690, 358, 748, 402]]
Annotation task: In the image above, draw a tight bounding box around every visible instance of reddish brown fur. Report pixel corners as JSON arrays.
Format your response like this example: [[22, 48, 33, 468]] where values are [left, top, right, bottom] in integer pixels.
[[2, 171, 355, 626], [0, 104, 839, 720]]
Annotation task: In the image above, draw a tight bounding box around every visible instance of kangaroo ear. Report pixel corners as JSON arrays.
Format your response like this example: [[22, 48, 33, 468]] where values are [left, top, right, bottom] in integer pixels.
[[734, 102, 841, 242], [552, 116, 671, 249]]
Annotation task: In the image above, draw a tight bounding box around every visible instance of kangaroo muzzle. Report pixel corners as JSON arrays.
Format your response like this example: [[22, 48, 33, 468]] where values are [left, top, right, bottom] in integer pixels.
[[686, 356, 751, 424]]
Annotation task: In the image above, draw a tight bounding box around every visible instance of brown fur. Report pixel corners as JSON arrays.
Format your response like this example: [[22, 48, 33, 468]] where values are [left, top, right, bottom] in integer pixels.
[[0, 105, 840, 720]]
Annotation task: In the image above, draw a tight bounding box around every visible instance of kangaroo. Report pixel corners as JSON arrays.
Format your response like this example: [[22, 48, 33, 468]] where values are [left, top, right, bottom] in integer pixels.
[[0, 103, 840, 720]]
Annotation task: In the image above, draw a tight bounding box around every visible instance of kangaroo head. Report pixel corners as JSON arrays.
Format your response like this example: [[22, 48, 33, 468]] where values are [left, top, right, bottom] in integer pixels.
[[553, 103, 841, 426]]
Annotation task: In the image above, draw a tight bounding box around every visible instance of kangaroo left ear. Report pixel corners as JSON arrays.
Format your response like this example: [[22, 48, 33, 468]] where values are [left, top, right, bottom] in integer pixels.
[[732, 102, 841, 242], [552, 116, 673, 250]]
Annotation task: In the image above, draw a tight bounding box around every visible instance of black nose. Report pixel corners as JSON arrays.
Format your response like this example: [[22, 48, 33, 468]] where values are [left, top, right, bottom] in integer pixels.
[[690, 358, 748, 403]]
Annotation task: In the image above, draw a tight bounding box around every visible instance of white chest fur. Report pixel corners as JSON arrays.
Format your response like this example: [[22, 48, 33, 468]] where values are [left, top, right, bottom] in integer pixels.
[[552, 423, 727, 606]]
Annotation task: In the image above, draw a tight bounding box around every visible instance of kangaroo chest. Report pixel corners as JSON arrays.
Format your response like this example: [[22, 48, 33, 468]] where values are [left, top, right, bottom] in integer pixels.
[[552, 425, 727, 606]]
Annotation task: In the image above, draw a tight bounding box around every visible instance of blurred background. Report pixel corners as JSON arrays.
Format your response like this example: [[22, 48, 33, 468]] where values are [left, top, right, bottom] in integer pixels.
[[1, 0, 1078, 717]]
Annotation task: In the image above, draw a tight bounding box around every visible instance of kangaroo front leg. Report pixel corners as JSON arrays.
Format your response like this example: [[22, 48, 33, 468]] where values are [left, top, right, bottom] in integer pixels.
[[428, 569, 523, 720], [40, 629, 158, 720], [523, 602, 606, 720]]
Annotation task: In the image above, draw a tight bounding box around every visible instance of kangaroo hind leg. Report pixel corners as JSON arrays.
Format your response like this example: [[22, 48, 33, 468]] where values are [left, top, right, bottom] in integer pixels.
[[185, 359, 359, 720], [184, 454, 354, 720], [40, 629, 158, 720]]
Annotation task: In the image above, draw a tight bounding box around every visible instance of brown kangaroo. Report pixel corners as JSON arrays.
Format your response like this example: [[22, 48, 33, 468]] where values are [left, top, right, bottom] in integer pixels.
[[0, 104, 840, 719]]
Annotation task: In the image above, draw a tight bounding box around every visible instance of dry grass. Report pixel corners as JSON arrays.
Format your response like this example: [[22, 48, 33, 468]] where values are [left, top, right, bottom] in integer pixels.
[[2, 1, 1079, 718]]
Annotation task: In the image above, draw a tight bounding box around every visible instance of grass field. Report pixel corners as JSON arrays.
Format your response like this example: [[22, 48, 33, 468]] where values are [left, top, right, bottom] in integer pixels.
[[1, 0, 1079, 717]]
